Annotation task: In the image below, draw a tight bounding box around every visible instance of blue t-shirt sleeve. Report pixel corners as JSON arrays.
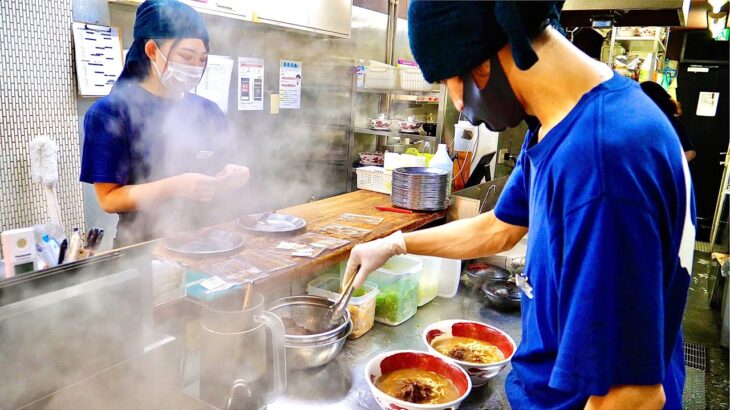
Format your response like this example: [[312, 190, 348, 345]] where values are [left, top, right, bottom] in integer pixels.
[[80, 100, 131, 185], [549, 197, 666, 396], [494, 149, 529, 227]]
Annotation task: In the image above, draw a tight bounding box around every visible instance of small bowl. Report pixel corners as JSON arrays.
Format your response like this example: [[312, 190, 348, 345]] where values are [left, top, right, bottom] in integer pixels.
[[370, 115, 393, 130], [423, 320, 516, 387], [365, 350, 472, 410], [422, 123, 437, 136], [360, 152, 384, 166], [482, 280, 521, 311], [462, 262, 509, 290], [398, 118, 423, 134]]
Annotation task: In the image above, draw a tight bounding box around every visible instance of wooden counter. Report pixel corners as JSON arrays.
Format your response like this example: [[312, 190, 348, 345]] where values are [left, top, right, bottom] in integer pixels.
[[156, 190, 446, 282]]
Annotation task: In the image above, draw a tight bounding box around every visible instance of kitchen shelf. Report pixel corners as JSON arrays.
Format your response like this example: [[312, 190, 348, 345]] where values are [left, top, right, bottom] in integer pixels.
[[353, 127, 436, 141], [606, 26, 670, 80], [615, 36, 667, 51], [356, 87, 440, 97], [346, 74, 448, 192], [615, 36, 658, 41]]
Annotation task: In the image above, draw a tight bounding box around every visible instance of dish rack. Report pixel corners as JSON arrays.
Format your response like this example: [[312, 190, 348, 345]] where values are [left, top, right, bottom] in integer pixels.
[[355, 166, 392, 194]]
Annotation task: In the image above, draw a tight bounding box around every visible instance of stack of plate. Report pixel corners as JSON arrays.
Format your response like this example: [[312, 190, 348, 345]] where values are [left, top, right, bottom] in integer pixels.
[[391, 167, 449, 211]]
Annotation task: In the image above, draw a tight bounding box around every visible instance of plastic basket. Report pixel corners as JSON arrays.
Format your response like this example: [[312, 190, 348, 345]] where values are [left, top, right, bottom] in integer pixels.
[[398, 66, 435, 91], [355, 166, 392, 194], [363, 63, 397, 89]]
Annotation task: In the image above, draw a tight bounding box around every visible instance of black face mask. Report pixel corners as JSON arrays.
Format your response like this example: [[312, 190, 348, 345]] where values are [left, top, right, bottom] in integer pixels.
[[462, 55, 527, 131]]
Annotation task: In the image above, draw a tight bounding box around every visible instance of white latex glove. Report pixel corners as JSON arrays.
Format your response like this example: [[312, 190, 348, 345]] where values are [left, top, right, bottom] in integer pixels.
[[344, 231, 407, 289]]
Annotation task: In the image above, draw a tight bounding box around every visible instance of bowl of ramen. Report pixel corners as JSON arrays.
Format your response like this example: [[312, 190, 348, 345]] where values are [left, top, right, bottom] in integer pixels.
[[365, 350, 471, 410], [423, 320, 516, 387]]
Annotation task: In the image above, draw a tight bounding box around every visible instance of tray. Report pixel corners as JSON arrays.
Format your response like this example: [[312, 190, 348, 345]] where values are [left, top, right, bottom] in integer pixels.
[[237, 212, 307, 234], [163, 228, 246, 257]]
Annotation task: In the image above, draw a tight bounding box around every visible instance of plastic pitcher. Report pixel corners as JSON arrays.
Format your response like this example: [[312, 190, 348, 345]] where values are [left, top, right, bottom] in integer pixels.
[[200, 290, 286, 410]]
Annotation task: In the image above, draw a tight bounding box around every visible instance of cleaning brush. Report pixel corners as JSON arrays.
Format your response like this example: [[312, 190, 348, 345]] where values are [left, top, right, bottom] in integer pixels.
[[29, 135, 63, 231]]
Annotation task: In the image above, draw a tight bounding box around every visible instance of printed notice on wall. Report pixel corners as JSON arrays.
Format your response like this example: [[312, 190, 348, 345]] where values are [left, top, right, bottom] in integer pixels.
[[194, 55, 234, 113], [696, 91, 720, 117], [238, 57, 264, 111], [72, 22, 124, 96], [279, 60, 302, 109]]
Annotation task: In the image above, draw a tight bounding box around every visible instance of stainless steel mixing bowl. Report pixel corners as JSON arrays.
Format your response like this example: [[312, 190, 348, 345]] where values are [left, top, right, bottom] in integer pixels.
[[285, 321, 352, 369], [267, 295, 351, 344]]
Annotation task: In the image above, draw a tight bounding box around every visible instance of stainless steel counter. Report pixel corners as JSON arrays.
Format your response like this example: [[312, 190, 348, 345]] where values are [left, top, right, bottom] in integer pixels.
[[269, 286, 523, 409], [0, 240, 522, 409]]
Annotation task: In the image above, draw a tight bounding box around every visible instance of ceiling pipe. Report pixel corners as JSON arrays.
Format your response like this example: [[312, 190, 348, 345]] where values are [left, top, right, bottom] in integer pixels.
[[381, 0, 399, 117], [385, 0, 399, 65]]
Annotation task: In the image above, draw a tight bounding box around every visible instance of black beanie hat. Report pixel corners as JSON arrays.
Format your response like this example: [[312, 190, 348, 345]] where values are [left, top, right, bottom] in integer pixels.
[[408, 1, 563, 83]]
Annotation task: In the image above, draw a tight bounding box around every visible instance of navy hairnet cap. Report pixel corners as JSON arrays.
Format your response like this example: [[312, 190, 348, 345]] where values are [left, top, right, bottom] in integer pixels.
[[116, 0, 209, 85], [408, 1, 563, 83], [133, 0, 209, 42]]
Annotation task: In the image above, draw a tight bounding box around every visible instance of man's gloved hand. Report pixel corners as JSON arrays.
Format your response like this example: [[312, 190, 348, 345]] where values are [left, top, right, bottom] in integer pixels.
[[343, 231, 407, 289]]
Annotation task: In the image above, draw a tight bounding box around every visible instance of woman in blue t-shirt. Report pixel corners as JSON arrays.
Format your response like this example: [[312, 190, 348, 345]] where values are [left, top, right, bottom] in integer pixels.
[[81, 0, 249, 246]]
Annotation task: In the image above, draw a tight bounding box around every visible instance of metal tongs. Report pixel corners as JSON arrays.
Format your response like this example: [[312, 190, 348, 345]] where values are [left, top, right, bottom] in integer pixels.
[[239, 210, 274, 228], [323, 269, 357, 330]]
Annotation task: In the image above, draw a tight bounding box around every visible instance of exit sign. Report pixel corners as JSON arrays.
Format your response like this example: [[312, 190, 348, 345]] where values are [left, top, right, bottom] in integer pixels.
[[713, 28, 729, 41]]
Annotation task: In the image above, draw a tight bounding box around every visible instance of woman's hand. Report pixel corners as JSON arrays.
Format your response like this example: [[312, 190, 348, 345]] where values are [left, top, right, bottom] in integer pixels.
[[216, 164, 251, 189], [172, 173, 222, 202]]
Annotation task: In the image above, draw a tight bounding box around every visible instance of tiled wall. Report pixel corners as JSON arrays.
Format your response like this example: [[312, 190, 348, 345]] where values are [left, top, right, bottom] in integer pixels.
[[0, 1, 85, 236]]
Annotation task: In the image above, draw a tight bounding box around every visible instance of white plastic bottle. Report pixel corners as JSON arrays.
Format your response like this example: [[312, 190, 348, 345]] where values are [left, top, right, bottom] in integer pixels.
[[66, 228, 82, 262], [356, 59, 365, 88], [430, 143, 454, 196]]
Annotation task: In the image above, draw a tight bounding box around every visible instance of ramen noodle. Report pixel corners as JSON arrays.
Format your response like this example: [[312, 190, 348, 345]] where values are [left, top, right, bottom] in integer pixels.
[[375, 368, 460, 404], [431, 336, 505, 364]]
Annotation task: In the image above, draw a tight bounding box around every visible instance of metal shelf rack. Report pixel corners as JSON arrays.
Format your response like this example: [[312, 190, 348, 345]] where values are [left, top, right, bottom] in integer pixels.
[[607, 27, 670, 79], [346, 74, 448, 191]]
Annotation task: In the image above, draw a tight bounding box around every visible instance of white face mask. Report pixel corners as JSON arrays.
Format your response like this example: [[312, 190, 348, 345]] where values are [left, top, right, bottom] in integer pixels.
[[152, 44, 205, 97]]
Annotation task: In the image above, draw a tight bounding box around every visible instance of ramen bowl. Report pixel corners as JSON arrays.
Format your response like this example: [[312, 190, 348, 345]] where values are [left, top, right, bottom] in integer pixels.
[[365, 350, 471, 410], [423, 320, 516, 387]]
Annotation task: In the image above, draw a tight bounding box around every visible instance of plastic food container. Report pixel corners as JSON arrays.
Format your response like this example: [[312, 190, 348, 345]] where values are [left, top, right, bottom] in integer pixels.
[[307, 274, 379, 339], [416, 256, 462, 306], [362, 61, 397, 89], [362, 255, 422, 326]]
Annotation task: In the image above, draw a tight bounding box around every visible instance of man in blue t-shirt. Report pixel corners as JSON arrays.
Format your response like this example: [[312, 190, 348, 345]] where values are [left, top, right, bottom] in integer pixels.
[[346, 2, 695, 409]]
